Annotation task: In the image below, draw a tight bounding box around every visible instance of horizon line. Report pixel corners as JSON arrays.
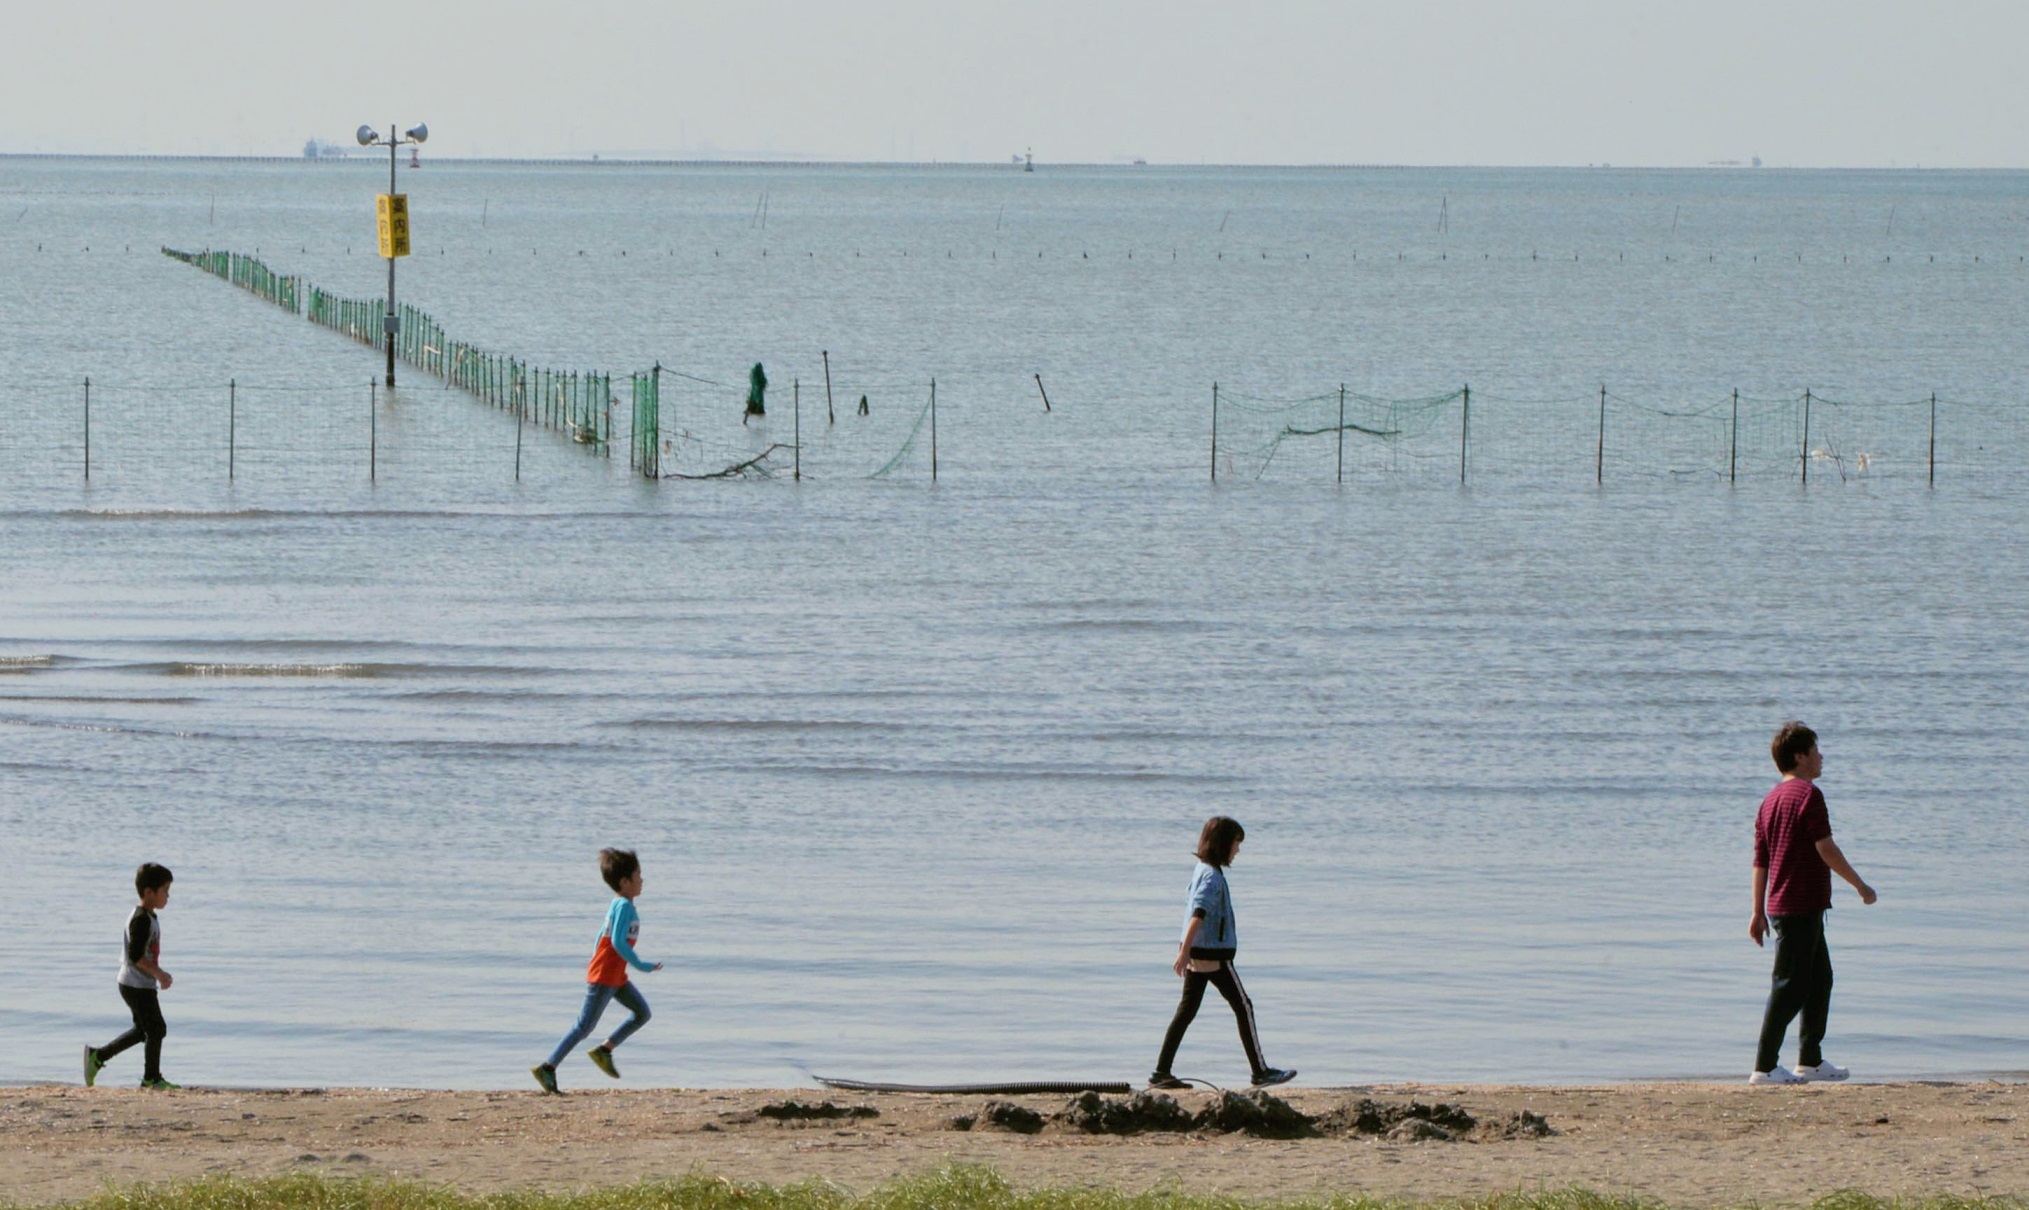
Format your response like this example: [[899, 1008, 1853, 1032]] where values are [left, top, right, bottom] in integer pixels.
[[1, 151, 2023, 173]]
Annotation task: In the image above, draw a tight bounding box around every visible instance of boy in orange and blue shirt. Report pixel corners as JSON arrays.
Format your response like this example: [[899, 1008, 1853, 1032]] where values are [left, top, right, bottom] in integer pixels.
[[532, 848, 660, 1094]]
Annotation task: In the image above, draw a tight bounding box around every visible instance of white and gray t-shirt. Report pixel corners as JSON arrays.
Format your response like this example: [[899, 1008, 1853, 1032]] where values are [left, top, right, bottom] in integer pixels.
[[117, 906, 160, 989]]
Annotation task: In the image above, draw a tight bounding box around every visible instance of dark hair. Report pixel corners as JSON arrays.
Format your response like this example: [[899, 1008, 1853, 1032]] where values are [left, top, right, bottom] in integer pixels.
[[598, 848, 641, 892], [1770, 721, 1819, 773], [135, 863, 174, 895], [1195, 816, 1245, 867]]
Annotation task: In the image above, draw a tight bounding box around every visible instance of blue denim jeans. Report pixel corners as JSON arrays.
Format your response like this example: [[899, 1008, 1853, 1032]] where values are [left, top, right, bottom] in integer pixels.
[[545, 981, 651, 1068]]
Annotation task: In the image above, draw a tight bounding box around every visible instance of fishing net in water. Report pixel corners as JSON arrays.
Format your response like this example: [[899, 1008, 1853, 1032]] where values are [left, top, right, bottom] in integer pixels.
[[1210, 385, 2024, 485], [1212, 388, 1466, 483], [649, 371, 938, 481]]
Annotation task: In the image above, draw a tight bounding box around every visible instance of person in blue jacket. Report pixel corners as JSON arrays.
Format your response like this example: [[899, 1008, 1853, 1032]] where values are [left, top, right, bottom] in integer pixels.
[[1149, 816, 1295, 1090]]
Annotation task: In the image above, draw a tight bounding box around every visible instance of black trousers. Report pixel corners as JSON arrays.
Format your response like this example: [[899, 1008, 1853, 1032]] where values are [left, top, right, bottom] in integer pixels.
[[98, 984, 167, 1081], [1155, 960, 1266, 1076], [1756, 910, 1833, 1073]]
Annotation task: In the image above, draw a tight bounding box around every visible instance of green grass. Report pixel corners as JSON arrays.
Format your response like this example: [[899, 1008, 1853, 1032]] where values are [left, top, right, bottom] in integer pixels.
[[16, 1169, 2025, 1210]]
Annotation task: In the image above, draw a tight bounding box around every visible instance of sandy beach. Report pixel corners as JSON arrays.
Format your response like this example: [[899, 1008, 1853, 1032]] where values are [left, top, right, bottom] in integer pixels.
[[2, 1082, 2022, 1207]]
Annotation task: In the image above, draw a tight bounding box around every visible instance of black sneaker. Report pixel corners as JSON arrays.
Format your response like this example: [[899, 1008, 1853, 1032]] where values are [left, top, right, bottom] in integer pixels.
[[1147, 1071, 1189, 1090], [531, 1064, 559, 1095], [1250, 1067, 1296, 1088]]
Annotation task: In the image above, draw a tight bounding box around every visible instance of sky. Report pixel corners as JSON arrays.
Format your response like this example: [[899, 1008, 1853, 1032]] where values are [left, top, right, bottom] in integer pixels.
[[2, 0, 2025, 166]]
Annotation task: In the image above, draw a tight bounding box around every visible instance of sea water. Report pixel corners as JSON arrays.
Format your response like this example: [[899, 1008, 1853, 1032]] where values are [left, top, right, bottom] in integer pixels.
[[0, 158, 2024, 1088]]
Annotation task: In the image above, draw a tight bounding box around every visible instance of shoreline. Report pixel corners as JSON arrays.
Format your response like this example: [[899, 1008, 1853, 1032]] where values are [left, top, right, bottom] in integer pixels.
[[3, 1081, 2023, 1207]]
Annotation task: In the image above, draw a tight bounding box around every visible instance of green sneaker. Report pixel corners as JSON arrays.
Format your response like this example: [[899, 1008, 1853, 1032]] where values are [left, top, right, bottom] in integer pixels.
[[587, 1046, 620, 1079], [531, 1064, 559, 1095], [140, 1077, 180, 1090], [83, 1046, 104, 1088]]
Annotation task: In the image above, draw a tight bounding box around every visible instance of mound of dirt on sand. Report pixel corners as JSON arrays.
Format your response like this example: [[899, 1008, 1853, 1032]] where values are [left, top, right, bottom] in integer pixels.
[[1488, 1109, 1557, 1139], [754, 1100, 879, 1121], [948, 1101, 1046, 1134], [1191, 1090, 1319, 1138], [1314, 1098, 1479, 1140], [1054, 1091, 1197, 1134], [1051, 1090, 1314, 1138]]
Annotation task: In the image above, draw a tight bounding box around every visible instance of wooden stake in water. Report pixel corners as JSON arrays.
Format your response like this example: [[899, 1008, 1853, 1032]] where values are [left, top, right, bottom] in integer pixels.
[[1596, 384, 1606, 485], [1035, 374, 1053, 413], [794, 378, 801, 482], [1730, 389, 1739, 483], [929, 378, 938, 482], [1801, 389, 1812, 487], [1336, 385, 1346, 483], [369, 381, 377, 481], [228, 379, 236, 480], [83, 377, 90, 480], [1459, 385, 1470, 485], [1210, 383, 1219, 483], [823, 351, 835, 425], [1929, 391, 1937, 486]]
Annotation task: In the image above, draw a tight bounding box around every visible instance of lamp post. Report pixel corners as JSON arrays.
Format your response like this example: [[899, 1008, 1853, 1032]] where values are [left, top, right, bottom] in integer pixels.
[[356, 122, 428, 386]]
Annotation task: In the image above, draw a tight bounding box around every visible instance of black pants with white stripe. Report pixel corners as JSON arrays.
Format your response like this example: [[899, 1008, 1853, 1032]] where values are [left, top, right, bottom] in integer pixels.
[[1156, 960, 1266, 1077]]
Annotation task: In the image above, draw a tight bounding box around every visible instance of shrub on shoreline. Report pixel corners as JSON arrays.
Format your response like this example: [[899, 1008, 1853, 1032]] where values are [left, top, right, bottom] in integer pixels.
[[16, 1167, 2025, 1210]]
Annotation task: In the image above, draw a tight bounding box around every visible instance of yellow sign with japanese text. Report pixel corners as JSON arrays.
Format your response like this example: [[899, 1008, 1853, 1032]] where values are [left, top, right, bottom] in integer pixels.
[[376, 193, 411, 258]]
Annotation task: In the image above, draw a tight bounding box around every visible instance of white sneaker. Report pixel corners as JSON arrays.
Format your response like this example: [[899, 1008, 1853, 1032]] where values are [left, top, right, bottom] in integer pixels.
[[1748, 1066, 1802, 1085], [1796, 1060, 1849, 1082]]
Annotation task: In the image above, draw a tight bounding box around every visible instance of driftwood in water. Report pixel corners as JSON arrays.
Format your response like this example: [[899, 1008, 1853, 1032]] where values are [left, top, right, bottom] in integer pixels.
[[670, 443, 790, 479]]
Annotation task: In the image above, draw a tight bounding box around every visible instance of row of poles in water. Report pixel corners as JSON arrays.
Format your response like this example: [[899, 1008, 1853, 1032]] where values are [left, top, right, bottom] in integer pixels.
[[1208, 385, 1945, 486]]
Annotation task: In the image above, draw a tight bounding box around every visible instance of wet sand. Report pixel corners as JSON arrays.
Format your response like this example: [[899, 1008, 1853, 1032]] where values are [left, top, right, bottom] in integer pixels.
[[2, 1083, 2023, 1207]]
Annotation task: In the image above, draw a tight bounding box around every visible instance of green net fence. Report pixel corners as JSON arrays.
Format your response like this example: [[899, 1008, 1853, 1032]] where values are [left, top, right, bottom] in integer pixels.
[[630, 369, 660, 477], [306, 287, 384, 348], [287, 271, 617, 458], [1210, 385, 2024, 485], [161, 248, 302, 314], [150, 249, 2025, 490]]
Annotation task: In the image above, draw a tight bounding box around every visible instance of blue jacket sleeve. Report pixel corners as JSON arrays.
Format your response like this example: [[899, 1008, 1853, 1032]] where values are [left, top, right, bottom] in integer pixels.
[[1187, 866, 1220, 914], [607, 900, 655, 971]]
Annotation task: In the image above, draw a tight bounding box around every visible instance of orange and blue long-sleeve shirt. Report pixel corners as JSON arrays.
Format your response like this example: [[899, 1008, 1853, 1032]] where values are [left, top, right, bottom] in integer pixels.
[[586, 896, 655, 986]]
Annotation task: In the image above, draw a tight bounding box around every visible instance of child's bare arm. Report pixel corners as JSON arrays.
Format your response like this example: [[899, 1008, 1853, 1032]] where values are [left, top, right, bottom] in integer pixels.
[[1750, 865, 1769, 945], [1814, 837, 1878, 904], [135, 959, 171, 989]]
